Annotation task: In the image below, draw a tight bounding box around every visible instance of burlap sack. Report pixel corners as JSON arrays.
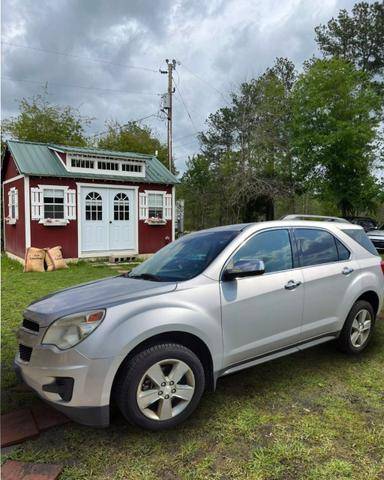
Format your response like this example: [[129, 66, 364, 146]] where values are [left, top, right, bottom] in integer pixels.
[[24, 247, 45, 273], [45, 246, 68, 271]]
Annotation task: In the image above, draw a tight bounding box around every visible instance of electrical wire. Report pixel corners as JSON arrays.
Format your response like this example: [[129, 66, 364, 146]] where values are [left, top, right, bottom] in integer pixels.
[[92, 112, 161, 138], [174, 82, 199, 132], [1, 76, 160, 96], [174, 131, 200, 142], [1, 41, 158, 73], [179, 61, 230, 104]]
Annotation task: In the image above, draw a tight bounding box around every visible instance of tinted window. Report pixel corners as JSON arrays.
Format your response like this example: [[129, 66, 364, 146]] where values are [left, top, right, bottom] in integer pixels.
[[230, 229, 293, 273], [341, 229, 378, 256], [128, 229, 239, 281], [335, 238, 350, 261], [295, 228, 338, 266]]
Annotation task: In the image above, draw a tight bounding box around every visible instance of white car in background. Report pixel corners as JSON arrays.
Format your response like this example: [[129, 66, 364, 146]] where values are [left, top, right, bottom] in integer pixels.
[[368, 227, 384, 253]]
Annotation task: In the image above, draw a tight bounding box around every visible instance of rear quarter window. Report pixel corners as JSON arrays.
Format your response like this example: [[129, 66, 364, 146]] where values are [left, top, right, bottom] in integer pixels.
[[341, 229, 379, 256]]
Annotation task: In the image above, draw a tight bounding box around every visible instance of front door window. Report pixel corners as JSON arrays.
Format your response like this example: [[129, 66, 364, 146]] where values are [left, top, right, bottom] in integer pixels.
[[229, 229, 293, 273]]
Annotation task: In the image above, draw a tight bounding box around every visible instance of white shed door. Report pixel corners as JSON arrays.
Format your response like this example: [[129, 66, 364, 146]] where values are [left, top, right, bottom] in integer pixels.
[[81, 187, 136, 252], [109, 189, 135, 250]]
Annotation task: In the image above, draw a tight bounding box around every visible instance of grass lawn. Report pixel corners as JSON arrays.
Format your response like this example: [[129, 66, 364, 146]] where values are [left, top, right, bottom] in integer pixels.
[[1, 255, 384, 480]]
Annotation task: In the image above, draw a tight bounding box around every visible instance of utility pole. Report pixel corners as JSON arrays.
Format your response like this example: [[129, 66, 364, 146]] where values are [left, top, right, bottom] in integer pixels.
[[160, 59, 176, 171]]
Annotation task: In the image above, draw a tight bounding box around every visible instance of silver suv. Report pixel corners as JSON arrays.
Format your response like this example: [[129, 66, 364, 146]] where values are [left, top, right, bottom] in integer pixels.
[[15, 220, 384, 430]]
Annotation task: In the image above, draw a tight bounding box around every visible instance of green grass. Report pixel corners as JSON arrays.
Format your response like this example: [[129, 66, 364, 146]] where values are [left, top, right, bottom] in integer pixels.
[[2, 255, 384, 479]]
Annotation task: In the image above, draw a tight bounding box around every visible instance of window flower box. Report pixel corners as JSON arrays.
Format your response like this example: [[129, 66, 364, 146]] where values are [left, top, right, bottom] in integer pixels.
[[39, 218, 69, 226], [145, 217, 167, 226]]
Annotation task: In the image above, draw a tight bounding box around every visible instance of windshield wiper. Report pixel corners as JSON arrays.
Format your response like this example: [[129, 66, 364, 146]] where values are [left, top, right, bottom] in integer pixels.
[[126, 273, 163, 282]]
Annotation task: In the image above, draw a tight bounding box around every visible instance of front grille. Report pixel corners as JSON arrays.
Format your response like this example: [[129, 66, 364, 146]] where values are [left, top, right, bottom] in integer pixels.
[[22, 318, 39, 332], [19, 344, 32, 362]]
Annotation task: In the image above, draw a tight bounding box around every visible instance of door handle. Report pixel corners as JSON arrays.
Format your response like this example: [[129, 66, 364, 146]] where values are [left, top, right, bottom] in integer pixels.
[[285, 280, 302, 290], [342, 267, 354, 275]]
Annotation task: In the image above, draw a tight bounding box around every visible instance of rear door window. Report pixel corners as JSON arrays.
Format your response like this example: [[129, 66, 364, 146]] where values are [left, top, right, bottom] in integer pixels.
[[341, 229, 378, 256], [294, 228, 339, 267]]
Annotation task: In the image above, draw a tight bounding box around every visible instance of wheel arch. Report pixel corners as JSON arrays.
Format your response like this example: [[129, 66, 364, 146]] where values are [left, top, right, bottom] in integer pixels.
[[355, 290, 380, 316], [110, 331, 215, 402]]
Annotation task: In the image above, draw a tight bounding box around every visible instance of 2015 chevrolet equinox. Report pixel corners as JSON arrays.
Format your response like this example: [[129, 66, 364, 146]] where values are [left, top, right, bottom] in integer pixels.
[[15, 220, 384, 430]]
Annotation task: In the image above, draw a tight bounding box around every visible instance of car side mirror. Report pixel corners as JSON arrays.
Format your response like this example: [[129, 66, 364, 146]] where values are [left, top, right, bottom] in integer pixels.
[[223, 259, 265, 281]]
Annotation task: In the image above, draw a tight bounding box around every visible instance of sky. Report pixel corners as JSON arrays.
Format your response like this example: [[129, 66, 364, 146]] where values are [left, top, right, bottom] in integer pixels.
[[1, 0, 361, 173]]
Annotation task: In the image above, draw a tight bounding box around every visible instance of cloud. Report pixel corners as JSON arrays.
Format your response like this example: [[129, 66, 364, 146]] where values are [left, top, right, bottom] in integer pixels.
[[1, 0, 358, 171]]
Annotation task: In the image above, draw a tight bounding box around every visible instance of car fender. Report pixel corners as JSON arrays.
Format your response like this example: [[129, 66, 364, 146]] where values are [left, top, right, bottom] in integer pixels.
[[76, 285, 222, 405]]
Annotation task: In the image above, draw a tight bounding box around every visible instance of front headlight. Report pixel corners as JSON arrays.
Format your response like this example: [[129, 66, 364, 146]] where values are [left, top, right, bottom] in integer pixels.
[[42, 310, 105, 350]]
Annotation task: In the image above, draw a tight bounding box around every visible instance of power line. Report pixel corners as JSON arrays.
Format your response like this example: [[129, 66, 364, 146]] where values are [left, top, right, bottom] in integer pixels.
[[175, 138, 200, 150], [1, 41, 158, 73], [174, 131, 200, 142], [1, 76, 160, 96], [179, 61, 230, 104], [174, 82, 198, 132], [92, 113, 161, 138]]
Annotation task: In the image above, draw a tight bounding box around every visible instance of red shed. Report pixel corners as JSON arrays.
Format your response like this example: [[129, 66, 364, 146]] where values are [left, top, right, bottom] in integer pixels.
[[2, 140, 179, 262]]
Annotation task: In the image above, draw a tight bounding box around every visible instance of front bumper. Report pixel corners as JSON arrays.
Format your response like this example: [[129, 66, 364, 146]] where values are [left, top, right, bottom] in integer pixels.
[[15, 323, 113, 427], [14, 362, 110, 427]]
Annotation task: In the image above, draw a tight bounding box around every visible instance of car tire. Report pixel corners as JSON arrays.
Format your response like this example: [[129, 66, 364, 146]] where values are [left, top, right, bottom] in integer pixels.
[[114, 343, 205, 430], [337, 300, 375, 354]]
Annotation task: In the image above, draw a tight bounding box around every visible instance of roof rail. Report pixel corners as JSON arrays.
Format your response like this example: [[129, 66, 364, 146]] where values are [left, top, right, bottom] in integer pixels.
[[281, 214, 350, 224]]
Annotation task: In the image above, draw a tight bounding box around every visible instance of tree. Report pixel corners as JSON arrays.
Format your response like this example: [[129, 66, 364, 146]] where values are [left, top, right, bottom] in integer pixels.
[[178, 154, 214, 229], [198, 58, 296, 224], [98, 121, 177, 174], [315, 2, 384, 78], [291, 58, 381, 216], [2, 92, 91, 146]]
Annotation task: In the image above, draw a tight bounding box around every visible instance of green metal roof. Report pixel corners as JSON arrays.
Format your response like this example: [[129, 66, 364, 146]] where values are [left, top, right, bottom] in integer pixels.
[[6, 140, 179, 184]]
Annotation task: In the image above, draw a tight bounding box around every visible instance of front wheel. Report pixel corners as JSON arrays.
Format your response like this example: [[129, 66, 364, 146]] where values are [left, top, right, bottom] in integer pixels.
[[337, 300, 375, 354], [114, 343, 205, 430]]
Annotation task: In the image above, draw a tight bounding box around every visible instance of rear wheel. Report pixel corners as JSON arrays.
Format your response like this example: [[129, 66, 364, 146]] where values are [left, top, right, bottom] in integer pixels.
[[114, 343, 205, 430], [337, 300, 375, 354]]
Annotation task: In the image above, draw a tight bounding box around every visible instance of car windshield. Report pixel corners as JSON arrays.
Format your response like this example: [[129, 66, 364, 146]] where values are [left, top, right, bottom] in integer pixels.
[[128, 229, 239, 282]]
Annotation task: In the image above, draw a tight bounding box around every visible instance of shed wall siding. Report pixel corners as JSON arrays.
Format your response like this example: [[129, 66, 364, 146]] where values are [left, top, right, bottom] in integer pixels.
[[137, 184, 173, 254], [29, 177, 78, 258], [27, 177, 173, 258], [3, 152, 20, 180], [3, 177, 25, 258]]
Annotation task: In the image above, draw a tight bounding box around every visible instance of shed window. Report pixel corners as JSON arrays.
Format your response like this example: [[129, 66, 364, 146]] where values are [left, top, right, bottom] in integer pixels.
[[97, 161, 119, 171], [148, 193, 164, 219], [114, 193, 129, 220], [43, 189, 64, 219], [8, 187, 18, 222], [71, 158, 94, 169], [85, 192, 102, 221], [121, 163, 142, 173]]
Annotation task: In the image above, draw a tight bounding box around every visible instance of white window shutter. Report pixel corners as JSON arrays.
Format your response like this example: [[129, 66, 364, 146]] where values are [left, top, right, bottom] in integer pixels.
[[139, 192, 148, 220], [31, 187, 43, 220], [14, 189, 19, 220], [8, 189, 12, 218], [164, 194, 172, 220], [65, 189, 76, 220]]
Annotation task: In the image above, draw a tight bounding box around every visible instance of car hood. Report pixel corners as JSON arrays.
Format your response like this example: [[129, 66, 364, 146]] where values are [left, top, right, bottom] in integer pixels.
[[24, 275, 177, 327]]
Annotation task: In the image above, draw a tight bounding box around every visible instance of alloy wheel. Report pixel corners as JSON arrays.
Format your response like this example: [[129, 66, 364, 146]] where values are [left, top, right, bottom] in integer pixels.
[[350, 309, 372, 348], [136, 358, 195, 421]]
